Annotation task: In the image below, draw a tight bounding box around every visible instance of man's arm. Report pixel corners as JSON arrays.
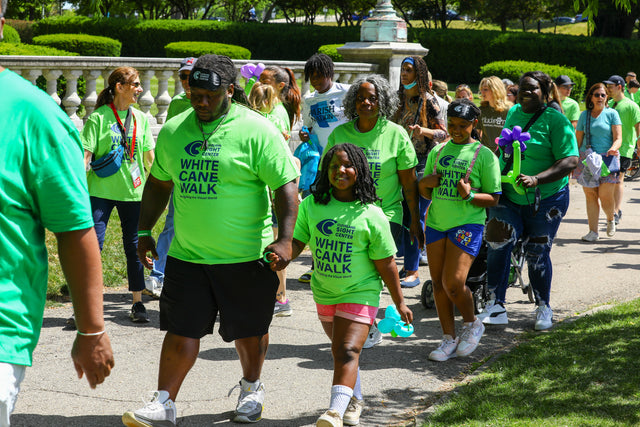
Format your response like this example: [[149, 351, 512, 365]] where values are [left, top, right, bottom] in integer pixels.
[[55, 227, 114, 389], [265, 180, 298, 271], [137, 175, 174, 269]]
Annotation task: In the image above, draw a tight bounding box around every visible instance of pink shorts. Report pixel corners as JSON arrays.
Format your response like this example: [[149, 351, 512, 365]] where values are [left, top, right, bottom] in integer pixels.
[[316, 303, 378, 325]]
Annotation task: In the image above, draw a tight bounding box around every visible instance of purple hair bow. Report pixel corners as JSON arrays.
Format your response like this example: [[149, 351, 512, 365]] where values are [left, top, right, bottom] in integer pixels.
[[497, 126, 530, 155]]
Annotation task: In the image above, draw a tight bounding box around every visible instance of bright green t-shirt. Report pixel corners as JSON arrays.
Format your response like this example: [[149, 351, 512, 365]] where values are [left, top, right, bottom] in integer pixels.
[[267, 102, 291, 134], [152, 103, 299, 264], [425, 140, 502, 231], [166, 92, 192, 122], [0, 69, 94, 366], [81, 104, 155, 201], [326, 117, 418, 224], [561, 97, 581, 123], [293, 195, 397, 306], [502, 105, 578, 205], [609, 97, 640, 158]]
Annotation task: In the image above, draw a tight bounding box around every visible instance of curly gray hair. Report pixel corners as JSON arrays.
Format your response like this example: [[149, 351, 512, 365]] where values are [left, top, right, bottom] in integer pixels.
[[343, 74, 399, 120]]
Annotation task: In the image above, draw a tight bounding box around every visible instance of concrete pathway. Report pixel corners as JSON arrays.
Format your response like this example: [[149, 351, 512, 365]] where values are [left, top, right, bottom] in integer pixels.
[[11, 180, 640, 426]]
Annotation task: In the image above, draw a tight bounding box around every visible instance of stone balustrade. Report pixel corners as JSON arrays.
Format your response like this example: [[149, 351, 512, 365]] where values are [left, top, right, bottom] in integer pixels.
[[0, 56, 378, 135]]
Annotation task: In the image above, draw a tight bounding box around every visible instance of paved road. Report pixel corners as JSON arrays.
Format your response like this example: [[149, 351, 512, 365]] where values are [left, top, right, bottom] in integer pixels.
[[11, 180, 640, 426]]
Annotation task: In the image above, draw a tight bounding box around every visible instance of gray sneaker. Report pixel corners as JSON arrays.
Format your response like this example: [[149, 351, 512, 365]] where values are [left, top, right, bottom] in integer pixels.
[[143, 276, 162, 299], [122, 390, 176, 427], [362, 323, 382, 349], [456, 318, 485, 357], [229, 378, 265, 423], [273, 299, 293, 317]]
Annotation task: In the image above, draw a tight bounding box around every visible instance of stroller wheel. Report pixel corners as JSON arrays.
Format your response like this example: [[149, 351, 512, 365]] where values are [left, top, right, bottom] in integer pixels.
[[523, 284, 535, 303], [421, 280, 435, 309]]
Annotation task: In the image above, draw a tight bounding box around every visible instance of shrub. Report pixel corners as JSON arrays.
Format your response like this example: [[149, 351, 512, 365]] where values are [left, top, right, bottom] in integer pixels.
[[33, 16, 360, 59], [165, 41, 251, 59], [0, 42, 77, 56], [318, 44, 344, 62], [5, 19, 35, 43], [480, 60, 587, 102], [32, 33, 121, 56], [2, 25, 20, 43]]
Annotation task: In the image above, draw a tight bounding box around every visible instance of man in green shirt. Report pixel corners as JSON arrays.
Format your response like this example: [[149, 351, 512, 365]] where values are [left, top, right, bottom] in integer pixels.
[[554, 75, 580, 129], [123, 55, 299, 427], [625, 72, 640, 104], [0, 0, 114, 422], [605, 75, 640, 225]]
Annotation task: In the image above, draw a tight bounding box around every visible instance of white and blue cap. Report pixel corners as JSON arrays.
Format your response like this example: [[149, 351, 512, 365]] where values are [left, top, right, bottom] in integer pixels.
[[179, 57, 196, 72]]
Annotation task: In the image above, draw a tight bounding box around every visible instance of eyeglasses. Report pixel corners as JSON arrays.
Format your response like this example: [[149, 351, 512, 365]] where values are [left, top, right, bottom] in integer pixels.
[[179, 73, 190, 81], [593, 93, 607, 98]]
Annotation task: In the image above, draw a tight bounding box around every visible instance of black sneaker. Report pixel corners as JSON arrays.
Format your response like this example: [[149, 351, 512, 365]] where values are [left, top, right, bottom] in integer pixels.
[[130, 301, 150, 323]]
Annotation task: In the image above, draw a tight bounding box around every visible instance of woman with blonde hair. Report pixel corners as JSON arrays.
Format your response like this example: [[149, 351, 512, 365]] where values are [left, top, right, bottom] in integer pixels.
[[477, 76, 514, 153]]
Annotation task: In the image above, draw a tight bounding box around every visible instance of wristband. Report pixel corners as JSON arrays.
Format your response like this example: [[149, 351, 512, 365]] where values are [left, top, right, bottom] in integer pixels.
[[137, 230, 152, 237], [263, 251, 274, 263], [534, 176, 540, 186], [463, 191, 475, 202], [77, 330, 106, 337]]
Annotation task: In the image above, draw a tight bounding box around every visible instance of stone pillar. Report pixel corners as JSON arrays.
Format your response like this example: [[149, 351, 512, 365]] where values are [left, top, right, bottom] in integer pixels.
[[338, 0, 428, 90]]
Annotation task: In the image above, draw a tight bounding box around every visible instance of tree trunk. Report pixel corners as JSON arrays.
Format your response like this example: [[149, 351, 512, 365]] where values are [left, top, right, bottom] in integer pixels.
[[592, 3, 640, 38]]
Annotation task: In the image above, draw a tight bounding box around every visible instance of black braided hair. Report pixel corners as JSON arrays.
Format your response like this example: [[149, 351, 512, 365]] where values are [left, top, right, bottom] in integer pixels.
[[312, 143, 380, 206], [304, 53, 334, 81], [393, 56, 431, 127], [520, 71, 554, 104], [190, 54, 248, 106]]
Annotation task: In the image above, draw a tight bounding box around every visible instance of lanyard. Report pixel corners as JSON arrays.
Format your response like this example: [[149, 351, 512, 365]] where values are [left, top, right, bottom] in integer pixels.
[[109, 103, 137, 160]]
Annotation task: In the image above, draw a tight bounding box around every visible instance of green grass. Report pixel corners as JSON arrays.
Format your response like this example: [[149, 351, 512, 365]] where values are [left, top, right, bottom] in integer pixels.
[[45, 208, 167, 301], [424, 299, 640, 426]]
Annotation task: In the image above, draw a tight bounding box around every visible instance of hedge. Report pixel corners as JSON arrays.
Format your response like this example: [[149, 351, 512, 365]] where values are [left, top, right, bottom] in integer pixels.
[[33, 17, 360, 60], [0, 42, 77, 56], [5, 19, 35, 43], [480, 61, 587, 102], [1, 25, 20, 43], [318, 44, 343, 62], [32, 33, 121, 56], [165, 41, 251, 59]]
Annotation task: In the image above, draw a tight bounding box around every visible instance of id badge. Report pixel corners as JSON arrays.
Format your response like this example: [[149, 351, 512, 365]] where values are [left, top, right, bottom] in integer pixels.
[[130, 162, 142, 189]]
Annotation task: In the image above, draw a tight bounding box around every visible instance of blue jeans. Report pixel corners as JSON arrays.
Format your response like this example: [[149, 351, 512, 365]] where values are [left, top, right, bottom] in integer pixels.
[[485, 185, 570, 306], [91, 196, 145, 292], [150, 193, 175, 281], [400, 195, 430, 271]]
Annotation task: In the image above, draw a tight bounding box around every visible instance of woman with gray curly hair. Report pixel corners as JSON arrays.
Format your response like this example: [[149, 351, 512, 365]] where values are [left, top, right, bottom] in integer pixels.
[[326, 74, 423, 270]]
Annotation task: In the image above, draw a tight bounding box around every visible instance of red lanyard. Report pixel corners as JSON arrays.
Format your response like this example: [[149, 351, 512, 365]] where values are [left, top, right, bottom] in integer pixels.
[[109, 103, 137, 159]]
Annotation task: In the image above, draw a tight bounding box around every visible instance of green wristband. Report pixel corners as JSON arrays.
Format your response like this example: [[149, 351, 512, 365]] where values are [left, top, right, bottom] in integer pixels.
[[464, 191, 475, 202], [137, 230, 152, 237]]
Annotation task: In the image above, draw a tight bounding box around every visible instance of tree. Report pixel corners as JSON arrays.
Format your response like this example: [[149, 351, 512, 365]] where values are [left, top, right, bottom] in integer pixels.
[[575, 0, 640, 38]]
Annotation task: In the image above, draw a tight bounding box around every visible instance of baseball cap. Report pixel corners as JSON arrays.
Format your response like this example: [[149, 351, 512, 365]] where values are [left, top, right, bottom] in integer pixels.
[[603, 75, 625, 87], [179, 57, 196, 72], [554, 75, 575, 86]]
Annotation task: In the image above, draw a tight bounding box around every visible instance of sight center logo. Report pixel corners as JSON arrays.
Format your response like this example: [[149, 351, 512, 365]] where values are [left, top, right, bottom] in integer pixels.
[[316, 219, 337, 236], [185, 141, 204, 156]]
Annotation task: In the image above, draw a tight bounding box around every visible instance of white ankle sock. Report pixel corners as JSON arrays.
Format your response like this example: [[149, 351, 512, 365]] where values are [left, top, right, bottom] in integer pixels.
[[329, 385, 353, 417], [353, 369, 363, 400]]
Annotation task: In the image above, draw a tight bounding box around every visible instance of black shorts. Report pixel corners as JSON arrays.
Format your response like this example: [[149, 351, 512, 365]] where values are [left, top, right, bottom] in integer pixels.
[[620, 156, 631, 173], [160, 256, 279, 342]]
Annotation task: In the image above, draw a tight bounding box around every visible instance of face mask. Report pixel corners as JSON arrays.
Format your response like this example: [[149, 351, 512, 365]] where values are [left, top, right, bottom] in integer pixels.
[[403, 81, 417, 90]]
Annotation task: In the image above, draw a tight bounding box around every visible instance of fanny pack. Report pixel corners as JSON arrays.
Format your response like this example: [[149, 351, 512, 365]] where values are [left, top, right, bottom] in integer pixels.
[[90, 106, 132, 178]]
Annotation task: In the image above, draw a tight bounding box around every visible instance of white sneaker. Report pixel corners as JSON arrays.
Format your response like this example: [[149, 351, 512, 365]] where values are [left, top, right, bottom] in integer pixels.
[[581, 230, 599, 242], [342, 396, 364, 426], [229, 378, 265, 423], [456, 318, 485, 357], [122, 390, 176, 427], [143, 276, 163, 298], [534, 305, 553, 330], [606, 220, 616, 237], [428, 335, 459, 362], [362, 323, 382, 349], [316, 409, 343, 427], [477, 301, 508, 325]]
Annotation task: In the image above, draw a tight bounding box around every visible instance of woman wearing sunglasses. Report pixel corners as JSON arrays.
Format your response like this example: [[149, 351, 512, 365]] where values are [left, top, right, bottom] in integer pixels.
[[82, 66, 156, 323], [479, 71, 578, 331], [574, 83, 622, 242]]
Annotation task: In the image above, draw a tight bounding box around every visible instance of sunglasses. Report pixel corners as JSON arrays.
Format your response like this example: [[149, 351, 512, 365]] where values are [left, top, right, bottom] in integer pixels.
[[180, 73, 190, 81]]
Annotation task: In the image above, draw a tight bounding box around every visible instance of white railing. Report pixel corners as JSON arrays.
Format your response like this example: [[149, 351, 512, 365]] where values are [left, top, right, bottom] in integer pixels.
[[0, 56, 378, 135]]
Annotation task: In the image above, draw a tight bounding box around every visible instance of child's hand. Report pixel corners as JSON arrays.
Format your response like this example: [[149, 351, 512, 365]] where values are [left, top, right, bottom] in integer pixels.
[[457, 177, 472, 199], [408, 124, 423, 137], [420, 173, 441, 188], [396, 302, 413, 325], [282, 131, 291, 141]]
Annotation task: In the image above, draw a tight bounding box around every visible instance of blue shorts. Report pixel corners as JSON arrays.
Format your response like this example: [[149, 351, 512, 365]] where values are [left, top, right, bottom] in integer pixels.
[[425, 223, 484, 257]]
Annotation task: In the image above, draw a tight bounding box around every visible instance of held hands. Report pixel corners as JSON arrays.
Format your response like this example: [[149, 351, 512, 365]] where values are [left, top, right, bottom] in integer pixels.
[[72, 333, 114, 389], [264, 239, 292, 271], [136, 236, 158, 270]]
